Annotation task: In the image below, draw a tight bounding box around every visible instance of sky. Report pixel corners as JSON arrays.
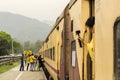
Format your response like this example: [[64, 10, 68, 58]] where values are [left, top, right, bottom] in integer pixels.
[[0, 0, 69, 22]]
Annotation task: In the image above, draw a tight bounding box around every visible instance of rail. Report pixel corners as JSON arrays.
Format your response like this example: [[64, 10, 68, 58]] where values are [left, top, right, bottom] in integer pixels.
[[0, 56, 21, 65]]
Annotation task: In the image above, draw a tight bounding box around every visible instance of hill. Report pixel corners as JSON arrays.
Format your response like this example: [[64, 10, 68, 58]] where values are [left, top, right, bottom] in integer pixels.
[[0, 12, 53, 43]]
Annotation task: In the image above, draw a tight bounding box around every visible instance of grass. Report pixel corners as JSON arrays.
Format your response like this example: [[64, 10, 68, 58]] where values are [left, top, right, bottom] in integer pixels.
[[0, 60, 20, 74]]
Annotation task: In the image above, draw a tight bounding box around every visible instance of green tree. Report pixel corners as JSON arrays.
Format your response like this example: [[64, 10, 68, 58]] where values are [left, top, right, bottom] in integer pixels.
[[0, 31, 22, 56], [23, 41, 31, 50], [13, 40, 22, 54], [33, 40, 43, 53], [23, 40, 43, 54], [0, 31, 12, 56]]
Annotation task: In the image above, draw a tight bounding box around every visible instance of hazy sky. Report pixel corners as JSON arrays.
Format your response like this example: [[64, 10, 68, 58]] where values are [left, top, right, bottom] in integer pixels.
[[0, 0, 69, 22]]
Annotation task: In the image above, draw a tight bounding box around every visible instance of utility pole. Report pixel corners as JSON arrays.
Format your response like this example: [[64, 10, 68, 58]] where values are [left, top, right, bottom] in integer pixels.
[[23, 44, 24, 54], [12, 39, 14, 54]]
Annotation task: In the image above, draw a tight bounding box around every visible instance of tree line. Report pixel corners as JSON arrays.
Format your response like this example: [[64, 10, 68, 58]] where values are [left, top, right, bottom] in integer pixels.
[[0, 31, 43, 56]]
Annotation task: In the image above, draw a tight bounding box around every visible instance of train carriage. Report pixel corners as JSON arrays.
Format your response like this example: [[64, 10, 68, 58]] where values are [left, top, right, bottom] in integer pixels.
[[39, 0, 120, 80], [40, 12, 65, 80]]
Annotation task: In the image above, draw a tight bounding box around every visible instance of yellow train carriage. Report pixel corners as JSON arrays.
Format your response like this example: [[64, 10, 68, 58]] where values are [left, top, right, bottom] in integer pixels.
[[39, 0, 120, 80], [40, 12, 64, 80], [43, 29, 59, 80]]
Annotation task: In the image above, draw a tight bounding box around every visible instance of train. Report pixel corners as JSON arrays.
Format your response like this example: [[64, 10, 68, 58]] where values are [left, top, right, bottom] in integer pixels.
[[39, 0, 120, 80]]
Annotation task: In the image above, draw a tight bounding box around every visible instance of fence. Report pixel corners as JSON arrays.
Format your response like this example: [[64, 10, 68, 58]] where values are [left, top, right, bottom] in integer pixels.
[[0, 56, 21, 65]]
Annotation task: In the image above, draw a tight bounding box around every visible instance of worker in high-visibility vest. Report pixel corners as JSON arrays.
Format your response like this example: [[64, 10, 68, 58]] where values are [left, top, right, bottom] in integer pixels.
[[29, 54, 35, 71]]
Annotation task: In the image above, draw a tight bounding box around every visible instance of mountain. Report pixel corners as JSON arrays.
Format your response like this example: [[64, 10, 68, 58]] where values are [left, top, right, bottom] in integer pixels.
[[0, 12, 53, 43], [42, 20, 54, 26]]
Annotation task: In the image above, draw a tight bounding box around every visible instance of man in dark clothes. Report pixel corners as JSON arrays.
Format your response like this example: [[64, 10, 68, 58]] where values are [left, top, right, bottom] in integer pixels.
[[37, 55, 43, 70], [19, 53, 24, 71]]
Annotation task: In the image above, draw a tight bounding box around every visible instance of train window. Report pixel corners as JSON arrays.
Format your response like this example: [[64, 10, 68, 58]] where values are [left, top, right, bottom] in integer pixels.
[[71, 20, 73, 32], [57, 26, 59, 30], [47, 50, 49, 58], [60, 46, 63, 64], [71, 41, 76, 67], [50, 48, 52, 59], [43, 51, 45, 58], [114, 19, 120, 80], [53, 47, 55, 61], [45, 50, 47, 58]]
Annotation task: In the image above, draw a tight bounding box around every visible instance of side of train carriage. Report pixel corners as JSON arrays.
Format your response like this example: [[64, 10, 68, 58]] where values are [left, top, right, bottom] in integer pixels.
[[39, 0, 120, 80]]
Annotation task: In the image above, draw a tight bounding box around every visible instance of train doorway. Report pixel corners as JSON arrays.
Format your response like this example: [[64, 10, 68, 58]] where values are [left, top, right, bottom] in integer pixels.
[[87, 53, 92, 80], [87, 0, 95, 80], [83, 24, 94, 80], [69, 15, 80, 80], [114, 17, 120, 80]]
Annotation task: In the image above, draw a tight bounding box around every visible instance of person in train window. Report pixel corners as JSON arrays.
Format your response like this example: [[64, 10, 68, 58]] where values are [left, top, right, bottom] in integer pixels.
[[19, 53, 24, 71], [76, 16, 95, 60], [86, 16, 95, 60]]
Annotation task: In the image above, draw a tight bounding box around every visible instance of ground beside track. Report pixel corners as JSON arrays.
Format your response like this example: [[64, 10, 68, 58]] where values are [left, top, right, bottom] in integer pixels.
[[0, 65, 47, 80]]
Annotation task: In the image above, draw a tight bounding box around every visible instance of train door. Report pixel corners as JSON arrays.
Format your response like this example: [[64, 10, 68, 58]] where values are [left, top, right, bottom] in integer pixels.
[[83, 0, 95, 80], [69, 20, 80, 80], [83, 23, 94, 80], [114, 17, 120, 80]]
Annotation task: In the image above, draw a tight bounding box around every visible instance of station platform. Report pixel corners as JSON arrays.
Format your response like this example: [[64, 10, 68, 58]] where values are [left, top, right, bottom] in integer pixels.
[[0, 65, 47, 80]]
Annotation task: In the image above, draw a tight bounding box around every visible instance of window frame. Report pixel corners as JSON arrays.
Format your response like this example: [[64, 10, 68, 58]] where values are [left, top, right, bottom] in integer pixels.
[[71, 40, 76, 67], [114, 17, 120, 80]]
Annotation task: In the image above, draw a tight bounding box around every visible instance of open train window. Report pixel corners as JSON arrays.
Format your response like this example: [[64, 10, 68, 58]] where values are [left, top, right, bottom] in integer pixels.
[[60, 46, 63, 64], [50, 48, 52, 59], [114, 17, 120, 80], [53, 47, 55, 61], [71, 20, 73, 32], [71, 41, 76, 67]]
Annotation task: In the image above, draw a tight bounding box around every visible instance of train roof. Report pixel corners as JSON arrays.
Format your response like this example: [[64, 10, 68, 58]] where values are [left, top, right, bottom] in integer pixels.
[[44, 3, 69, 43], [44, 10, 64, 42], [69, 0, 77, 9]]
